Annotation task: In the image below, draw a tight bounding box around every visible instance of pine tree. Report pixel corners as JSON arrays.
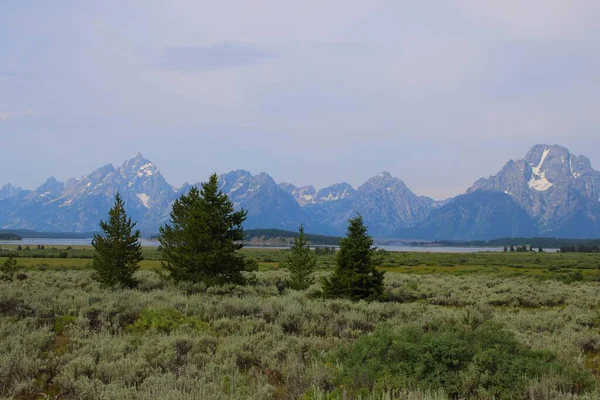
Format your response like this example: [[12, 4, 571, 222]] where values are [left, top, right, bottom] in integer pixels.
[[286, 225, 316, 290], [1, 256, 19, 281], [159, 173, 250, 285], [91, 193, 143, 288], [322, 215, 385, 301]]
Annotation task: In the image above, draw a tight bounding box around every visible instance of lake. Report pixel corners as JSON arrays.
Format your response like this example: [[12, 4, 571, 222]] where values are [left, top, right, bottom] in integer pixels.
[[0, 238, 508, 253]]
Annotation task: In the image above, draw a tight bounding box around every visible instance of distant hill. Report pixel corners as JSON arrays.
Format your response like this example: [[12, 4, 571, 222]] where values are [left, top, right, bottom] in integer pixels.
[[0, 232, 21, 240], [0, 229, 95, 239]]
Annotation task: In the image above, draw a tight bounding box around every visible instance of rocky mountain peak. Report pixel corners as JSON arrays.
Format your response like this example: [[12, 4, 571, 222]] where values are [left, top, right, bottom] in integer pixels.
[[360, 172, 407, 192], [0, 183, 25, 200], [218, 170, 253, 195], [279, 183, 317, 206], [34, 177, 65, 197], [466, 144, 600, 236], [87, 164, 117, 183], [314, 183, 355, 203], [120, 153, 159, 181]]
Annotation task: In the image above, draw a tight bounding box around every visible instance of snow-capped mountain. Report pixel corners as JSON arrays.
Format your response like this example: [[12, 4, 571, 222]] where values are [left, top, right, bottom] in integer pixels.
[[279, 183, 318, 206], [399, 144, 600, 239], [466, 144, 600, 237], [280, 182, 357, 205], [1, 145, 600, 239], [0, 154, 178, 232]]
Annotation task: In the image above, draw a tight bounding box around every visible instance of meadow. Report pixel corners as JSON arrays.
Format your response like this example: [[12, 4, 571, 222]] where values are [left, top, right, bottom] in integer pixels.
[[2, 249, 600, 399]]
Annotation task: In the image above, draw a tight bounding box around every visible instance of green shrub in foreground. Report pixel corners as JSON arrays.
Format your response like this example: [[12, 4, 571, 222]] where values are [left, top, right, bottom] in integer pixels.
[[330, 322, 594, 399], [128, 308, 211, 334]]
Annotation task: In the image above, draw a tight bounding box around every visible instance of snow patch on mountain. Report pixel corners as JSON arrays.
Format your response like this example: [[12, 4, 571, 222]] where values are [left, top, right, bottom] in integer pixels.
[[137, 193, 151, 208], [569, 156, 581, 178], [322, 190, 348, 201], [528, 147, 554, 191], [137, 163, 155, 177]]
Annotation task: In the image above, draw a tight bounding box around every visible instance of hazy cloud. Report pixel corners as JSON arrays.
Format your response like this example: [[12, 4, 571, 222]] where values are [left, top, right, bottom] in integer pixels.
[[0, 110, 33, 121], [159, 42, 276, 73]]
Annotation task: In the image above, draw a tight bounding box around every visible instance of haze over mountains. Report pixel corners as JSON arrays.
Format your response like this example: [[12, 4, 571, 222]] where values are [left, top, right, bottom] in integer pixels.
[[1, 145, 599, 240]]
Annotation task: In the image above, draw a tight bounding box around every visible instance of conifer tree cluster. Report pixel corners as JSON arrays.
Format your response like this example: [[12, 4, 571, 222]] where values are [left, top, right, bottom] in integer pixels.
[[91, 174, 252, 288], [91, 176, 386, 301], [322, 215, 385, 301], [91, 193, 143, 288], [286, 225, 316, 290]]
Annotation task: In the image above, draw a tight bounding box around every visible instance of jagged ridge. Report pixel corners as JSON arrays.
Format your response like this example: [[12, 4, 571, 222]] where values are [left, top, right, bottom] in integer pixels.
[[1, 145, 599, 239]]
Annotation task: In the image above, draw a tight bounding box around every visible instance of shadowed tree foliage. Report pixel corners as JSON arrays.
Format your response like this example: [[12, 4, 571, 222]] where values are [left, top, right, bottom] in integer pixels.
[[91, 193, 143, 288], [322, 215, 385, 301], [286, 225, 316, 290], [159, 173, 250, 285]]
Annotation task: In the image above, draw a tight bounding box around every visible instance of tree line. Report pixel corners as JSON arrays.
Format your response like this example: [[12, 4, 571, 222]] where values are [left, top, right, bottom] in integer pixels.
[[244, 229, 341, 246], [560, 245, 600, 253], [503, 245, 544, 253], [91, 173, 385, 301], [426, 237, 600, 249]]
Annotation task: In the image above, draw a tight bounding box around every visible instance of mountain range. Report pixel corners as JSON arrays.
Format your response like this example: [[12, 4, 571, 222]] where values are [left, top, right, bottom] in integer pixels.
[[1, 145, 599, 240]]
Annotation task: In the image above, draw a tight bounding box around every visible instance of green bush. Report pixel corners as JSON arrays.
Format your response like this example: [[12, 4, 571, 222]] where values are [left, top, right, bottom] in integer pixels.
[[128, 308, 210, 334], [330, 323, 594, 399], [54, 314, 76, 334]]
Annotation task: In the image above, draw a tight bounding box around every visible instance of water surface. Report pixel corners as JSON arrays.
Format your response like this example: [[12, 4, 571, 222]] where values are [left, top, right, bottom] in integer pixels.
[[0, 238, 508, 253]]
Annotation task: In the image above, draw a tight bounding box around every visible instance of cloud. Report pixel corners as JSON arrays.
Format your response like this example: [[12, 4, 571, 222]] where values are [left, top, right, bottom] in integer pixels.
[[159, 41, 276, 73], [2, 2, 600, 198], [0, 110, 33, 121]]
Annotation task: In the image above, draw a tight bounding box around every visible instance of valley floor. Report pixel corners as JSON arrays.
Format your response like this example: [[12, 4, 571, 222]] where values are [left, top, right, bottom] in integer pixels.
[[1, 251, 600, 399]]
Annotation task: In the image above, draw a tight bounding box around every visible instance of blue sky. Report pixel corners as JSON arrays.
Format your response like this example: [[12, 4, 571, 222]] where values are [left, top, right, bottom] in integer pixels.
[[1, 1, 599, 199]]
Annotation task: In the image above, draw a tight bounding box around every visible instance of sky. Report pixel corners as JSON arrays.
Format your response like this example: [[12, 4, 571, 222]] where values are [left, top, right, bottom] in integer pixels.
[[1, 1, 600, 200]]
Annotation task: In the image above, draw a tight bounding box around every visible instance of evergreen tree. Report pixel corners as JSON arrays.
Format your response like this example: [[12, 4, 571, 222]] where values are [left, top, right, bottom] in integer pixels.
[[1, 256, 19, 281], [286, 225, 316, 290], [322, 215, 385, 301], [92, 193, 143, 288], [159, 173, 250, 285]]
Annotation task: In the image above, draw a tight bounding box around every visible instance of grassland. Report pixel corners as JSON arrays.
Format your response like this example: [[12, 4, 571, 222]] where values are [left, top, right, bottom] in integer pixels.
[[3, 246, 599, 281], [2, 249, 600, 399]]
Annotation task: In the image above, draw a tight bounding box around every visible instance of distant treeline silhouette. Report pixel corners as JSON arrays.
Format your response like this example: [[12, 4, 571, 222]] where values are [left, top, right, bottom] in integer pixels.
[[0, 229, 95, 239], [148, 228, 341, 245], [244, 229, 341, 245], [413, 237, 600, 251]]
